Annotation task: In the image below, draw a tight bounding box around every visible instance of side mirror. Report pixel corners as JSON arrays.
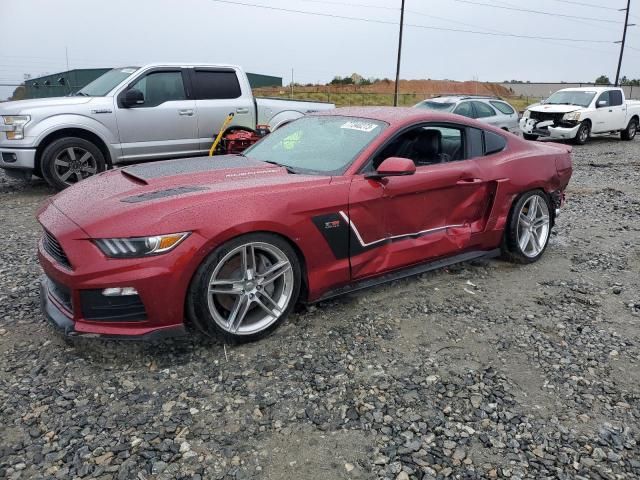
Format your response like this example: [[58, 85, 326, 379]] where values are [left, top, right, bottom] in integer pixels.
[[122, 88, 144, 107], [366, 157, 416, 180], [597, 100, 608, 108]]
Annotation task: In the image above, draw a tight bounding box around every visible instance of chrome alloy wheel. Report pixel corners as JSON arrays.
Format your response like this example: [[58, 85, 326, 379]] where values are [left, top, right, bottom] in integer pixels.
[[54, 147, 97, 185], [517, 195, 550, 258], [207, 242, 294, 335]]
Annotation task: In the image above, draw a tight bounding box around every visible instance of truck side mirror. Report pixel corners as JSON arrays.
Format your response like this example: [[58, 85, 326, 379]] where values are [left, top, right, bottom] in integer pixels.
[[123, 88, 145, 107], [597, 100, 608, 108]]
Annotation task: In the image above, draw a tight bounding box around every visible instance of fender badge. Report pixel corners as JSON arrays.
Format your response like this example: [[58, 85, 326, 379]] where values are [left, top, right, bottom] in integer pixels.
[[91, 109, 112, 114], [324, 220, 341, 229]]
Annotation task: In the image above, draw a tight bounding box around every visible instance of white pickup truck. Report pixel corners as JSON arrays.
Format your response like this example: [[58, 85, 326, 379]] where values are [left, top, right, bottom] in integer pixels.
[[520, 87, 640, 145], [0, 63, 334, 189]]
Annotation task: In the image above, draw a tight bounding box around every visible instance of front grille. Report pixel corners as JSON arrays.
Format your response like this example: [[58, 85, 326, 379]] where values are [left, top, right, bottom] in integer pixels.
[[80, 290, 147, 322], [43, 230, 72, 269], [48, 277, 73, 313], [529, 111, 565, 124]]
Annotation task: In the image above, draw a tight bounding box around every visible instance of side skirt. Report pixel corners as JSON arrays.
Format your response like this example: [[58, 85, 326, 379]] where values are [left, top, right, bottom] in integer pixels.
[[313, 248, 501, 303]]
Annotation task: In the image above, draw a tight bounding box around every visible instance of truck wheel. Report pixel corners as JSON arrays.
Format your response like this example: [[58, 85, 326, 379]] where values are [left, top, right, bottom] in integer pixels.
[[523, 134, 538, 141], [621, 118, 637, 141], [41, 137, 105, 190], [573, 122, 590, 145]]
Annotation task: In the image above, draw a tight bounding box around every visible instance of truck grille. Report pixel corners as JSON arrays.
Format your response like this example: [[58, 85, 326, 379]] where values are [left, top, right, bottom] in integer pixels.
[[529, 111, 566, 124], [43, 230, 72, 269]]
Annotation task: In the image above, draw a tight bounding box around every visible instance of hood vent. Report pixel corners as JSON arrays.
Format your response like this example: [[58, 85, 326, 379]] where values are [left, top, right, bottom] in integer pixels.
[[121, 186, 208, 203]]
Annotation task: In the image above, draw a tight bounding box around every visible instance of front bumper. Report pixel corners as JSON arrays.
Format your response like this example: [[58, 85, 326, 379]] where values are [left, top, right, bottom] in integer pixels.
[[0, 146, 36, 170], [519, 118, 580, 139], [37, 201, 194, 339]]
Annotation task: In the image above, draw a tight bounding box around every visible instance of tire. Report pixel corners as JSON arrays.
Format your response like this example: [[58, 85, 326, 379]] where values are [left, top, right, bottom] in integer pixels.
[[621, 118, 637, 141], [573, 122, 590, 145], [41, 137, 105, 190], [501, 190, 552, 264], [187, 233, 301, 343], [523, 133, 538, 141]]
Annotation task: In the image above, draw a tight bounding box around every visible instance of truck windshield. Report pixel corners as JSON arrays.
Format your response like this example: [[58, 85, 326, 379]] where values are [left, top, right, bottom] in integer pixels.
[[76, 67, 139, 96], [414, 100, 455, 111], [545, 90, 596, 108], [244, 116, 387, 175]]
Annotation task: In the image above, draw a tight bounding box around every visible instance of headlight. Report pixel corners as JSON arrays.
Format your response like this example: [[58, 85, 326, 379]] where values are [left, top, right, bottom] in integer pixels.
[[562, 111, 581, 121], [2, 115, 31, 140], [522, 110, 530, 119], [94, 232, 190, 258]]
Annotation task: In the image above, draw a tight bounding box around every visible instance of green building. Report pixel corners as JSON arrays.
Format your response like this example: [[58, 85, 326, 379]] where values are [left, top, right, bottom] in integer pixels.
[[22, 68, 282, 99]]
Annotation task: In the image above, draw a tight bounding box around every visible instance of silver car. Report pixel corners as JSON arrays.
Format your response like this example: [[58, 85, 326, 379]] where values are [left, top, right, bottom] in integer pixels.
[[414, 96, 519, 133]]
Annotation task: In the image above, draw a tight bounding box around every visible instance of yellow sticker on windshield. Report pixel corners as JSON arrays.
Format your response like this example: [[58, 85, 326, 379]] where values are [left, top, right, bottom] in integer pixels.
[[282, 130, 303, 150]]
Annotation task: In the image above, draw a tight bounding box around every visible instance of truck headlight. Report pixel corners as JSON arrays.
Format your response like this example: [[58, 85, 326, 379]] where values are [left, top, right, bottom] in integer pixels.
[[94, 232, 190, 258], [2, 115, 31, 140], [562, 111, 581, 121], [522, 110, 530, 119]]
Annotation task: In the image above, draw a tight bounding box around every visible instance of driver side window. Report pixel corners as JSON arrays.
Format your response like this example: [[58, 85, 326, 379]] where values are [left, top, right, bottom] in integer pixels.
[[597, 91, 610, 107], [129, 71, 186, 108], [453, 102, 474, 118], [370, 125, 465, 170]]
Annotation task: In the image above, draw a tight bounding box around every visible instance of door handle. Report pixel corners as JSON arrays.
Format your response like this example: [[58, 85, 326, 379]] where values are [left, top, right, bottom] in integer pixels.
[[236, 107, 249, 114], [457, 178, 483, 185], [179, 109, 194, 116]]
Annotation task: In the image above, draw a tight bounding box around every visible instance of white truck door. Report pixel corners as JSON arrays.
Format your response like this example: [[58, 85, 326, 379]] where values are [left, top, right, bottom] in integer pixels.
[[592, 90, 626, 133], [189, 68, 256, 153], [115, 69, 198, 162], [608, 90, 627, 130]]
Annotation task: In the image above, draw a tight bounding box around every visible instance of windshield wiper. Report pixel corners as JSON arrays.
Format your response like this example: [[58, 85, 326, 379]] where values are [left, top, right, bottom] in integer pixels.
[[261, 160, 298, 174]]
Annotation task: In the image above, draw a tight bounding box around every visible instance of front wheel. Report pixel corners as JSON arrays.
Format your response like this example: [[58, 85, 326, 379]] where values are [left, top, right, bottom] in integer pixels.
[[573, 122, 590, 145], [187, 233, 301, 343], [522, 133, 538, 141], [502, 191, 552, 264], [621, 118, 637, 141], [41, 137, 105, 190]]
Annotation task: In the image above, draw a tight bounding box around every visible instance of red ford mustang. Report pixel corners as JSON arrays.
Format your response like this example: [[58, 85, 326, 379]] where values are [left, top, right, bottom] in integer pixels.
[[37, 107, 572, 342]]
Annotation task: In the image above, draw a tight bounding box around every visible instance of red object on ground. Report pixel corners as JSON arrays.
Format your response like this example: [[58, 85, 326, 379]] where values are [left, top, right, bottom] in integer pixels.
[[37, 107, 572, 339]]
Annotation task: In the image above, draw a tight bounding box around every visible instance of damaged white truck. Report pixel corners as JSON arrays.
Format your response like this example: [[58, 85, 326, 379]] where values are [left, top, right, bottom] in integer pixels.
[[520, 87, 640, 144]]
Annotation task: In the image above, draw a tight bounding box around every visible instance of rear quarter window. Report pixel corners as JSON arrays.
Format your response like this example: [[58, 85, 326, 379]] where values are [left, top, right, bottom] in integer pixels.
[[484, 131, 507, 155], [490, 101, 515, 115]]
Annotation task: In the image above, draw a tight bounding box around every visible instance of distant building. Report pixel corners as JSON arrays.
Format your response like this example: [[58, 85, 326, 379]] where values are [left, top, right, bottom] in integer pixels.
[[21, 68, 282, 99]]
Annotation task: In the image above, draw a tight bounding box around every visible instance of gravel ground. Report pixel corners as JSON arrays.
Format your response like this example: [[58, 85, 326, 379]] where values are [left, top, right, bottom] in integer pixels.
[[0, 137, 639, 480]]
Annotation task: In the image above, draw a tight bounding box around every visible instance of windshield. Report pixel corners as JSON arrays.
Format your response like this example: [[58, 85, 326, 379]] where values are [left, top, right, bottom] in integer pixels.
[[545, 90, 596, 108], [415, 100, 455, 111], [77, 67, 139, 96], [244, 116, 387, 175]]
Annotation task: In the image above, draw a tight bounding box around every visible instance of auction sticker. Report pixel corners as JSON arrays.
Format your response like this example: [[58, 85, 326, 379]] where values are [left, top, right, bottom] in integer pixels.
[[341, 121, 379, 132]]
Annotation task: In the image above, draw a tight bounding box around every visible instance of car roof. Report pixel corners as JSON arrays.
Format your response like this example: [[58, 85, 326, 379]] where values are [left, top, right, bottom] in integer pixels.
[[312, 106, 475, 126]]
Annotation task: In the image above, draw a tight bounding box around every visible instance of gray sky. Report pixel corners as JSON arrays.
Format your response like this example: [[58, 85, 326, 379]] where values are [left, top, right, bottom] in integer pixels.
[[1, 0, 639, 99]]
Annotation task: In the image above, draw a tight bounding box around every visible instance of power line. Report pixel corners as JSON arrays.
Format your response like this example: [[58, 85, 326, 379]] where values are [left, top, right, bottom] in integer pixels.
[[207, 0, 616, 44], [545, 0, 626, 11], [447, 0, 622, 24]]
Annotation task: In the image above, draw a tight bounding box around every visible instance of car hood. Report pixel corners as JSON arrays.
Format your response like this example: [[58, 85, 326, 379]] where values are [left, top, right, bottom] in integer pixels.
[[528, 104, 582, 114], [0, 96, 93, 114], [48, 155, 332, 237]]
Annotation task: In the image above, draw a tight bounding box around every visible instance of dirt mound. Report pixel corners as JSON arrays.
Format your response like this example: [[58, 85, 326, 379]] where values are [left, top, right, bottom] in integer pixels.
[[256, 79, 512, 97]]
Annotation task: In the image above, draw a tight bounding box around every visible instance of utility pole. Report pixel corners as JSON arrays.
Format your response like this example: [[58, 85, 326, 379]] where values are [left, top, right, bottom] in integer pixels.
[[393, 0, 406, 107], [615, 0, 632, 86]]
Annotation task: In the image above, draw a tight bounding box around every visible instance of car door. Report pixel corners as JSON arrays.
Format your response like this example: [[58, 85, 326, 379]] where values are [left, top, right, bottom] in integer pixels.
[[471, 101, 500, 126], [115, 68, 198, 162], [607, 90, 627, 130], [347, 123, 491, 280], [188, 68, 256, 153]]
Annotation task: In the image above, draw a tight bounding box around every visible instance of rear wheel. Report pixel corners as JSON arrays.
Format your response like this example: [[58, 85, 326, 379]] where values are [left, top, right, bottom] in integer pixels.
[[187, 233, 301, 343], [621, 118, 637, 141], [41, 137, 105, 190], [573, 122, 590, 145], [523, 133, 538, 141], [502, 191, 552, 264]]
